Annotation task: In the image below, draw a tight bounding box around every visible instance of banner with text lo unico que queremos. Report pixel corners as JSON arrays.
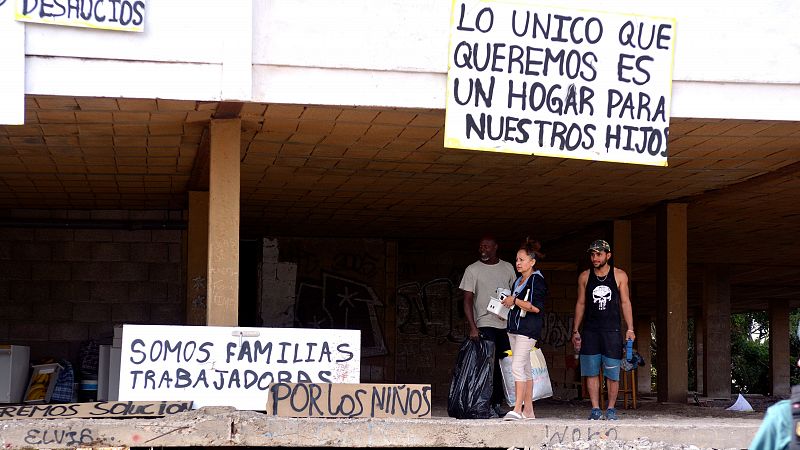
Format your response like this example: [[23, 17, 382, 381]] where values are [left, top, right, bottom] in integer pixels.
[[445, 0, 676, 166], [118, 325, 361, 410]]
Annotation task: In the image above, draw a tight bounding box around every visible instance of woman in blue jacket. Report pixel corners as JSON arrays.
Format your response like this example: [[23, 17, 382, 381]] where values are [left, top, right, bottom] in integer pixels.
[[501, 238, 547, 420]]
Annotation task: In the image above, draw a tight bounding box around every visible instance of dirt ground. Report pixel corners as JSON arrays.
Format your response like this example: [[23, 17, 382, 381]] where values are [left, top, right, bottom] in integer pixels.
[[431, 394, 783, 420]]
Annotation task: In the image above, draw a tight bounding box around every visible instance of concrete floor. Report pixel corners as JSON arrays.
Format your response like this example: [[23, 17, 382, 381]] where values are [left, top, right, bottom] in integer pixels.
[[0, 398, 766, 449]]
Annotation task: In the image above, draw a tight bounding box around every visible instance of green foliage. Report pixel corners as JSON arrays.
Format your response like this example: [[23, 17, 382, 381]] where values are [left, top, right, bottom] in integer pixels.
[[650, 308, 798, 396], [730, 315, 769, 394], [730, 309, 800, 395]]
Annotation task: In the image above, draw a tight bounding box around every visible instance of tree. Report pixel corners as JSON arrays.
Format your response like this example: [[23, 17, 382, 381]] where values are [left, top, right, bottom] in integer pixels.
[[730, 312, 769, 394], [730, 309, 800, 395]]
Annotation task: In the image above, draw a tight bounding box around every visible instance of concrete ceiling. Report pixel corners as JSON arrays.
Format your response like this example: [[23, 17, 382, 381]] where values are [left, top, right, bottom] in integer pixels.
[[1, 95, 799, 312]]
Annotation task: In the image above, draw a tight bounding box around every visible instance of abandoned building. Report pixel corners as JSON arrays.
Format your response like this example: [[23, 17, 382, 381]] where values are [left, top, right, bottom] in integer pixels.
[[1, 0, 799, 448]]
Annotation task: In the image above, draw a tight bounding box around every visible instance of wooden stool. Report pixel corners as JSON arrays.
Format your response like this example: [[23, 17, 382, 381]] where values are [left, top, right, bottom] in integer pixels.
[[581, 367, 637, 409], [619, 368, 637, 409]]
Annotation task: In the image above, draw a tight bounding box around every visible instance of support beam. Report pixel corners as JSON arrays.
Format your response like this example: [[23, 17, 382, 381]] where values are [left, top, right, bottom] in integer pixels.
[[702, 265, 731, 399], [187, 191, 209, 325], [612, 220, 632, 273], [694, 312, 704, 394], [635, 315, 652, 393], [768, 300, 790, 396], [656, 203, 688, 403], [207, 118, 241, 326]]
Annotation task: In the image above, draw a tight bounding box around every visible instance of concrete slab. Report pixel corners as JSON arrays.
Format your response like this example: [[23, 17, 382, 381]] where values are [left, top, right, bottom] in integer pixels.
[[0, 405, 762, 449]]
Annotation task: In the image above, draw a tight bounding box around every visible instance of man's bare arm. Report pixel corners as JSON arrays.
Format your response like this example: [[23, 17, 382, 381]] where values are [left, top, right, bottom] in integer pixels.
[[463, 290, 480, 340], [617, 268, 635, 341]]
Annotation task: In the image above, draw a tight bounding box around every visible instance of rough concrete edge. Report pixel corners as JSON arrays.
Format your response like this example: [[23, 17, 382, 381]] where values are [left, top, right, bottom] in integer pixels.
[[0, 408, 761, 449]]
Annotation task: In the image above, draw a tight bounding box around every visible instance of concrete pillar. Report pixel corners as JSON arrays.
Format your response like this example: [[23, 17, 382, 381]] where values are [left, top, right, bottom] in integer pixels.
[[702, 265, 731, 399], [612, 220, 632, 273], [187, 191, 209, 325], [768, 300, 791, 396], [207, 119, 241, 327], [635, 315, 652, 393], [385, 240, 398, 382], [694, 313, 704, 394], [656, 203, 688, 403]]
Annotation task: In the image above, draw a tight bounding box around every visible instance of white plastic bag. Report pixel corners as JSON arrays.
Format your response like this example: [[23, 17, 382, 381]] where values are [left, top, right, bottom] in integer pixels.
[[499, 347, 553, 407]]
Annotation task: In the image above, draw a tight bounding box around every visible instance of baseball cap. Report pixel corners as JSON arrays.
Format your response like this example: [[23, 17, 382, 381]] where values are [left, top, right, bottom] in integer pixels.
[[587, 239, 611, 253]]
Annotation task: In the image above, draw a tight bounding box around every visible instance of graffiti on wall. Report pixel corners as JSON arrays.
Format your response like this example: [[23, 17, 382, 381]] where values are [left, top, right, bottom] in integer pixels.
[[295, 273, 387, 357], [396, 278, 464, 342], [541, 312, 573, 348]]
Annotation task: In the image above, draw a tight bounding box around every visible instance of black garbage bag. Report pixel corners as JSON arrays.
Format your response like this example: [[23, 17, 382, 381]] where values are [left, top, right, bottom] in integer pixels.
[[447, 338, 495, 419]]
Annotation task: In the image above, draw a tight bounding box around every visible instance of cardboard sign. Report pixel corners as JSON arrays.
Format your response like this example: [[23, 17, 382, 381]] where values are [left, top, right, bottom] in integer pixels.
[[445, 0, 676, 166], [118, 325, 360, 410], [15, 0, 146, 32], [0, 401, 191, 420], [266, 383, 432, 418]]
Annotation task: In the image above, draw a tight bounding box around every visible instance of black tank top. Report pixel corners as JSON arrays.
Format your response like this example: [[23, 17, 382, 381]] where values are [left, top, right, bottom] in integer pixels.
[[584, 266, 621, 332]]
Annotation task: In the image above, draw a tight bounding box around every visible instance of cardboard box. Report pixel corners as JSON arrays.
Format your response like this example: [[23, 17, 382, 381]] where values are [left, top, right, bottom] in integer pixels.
[[98, 344, 121, 401], [24, 363, 61, 404], [0, 345, 30, 403]]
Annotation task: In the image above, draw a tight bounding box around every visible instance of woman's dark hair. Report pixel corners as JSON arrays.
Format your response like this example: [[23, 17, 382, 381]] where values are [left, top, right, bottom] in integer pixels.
[[520, 237, 545, 260]]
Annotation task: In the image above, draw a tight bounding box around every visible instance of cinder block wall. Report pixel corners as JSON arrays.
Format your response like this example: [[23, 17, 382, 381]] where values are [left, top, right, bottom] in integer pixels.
[[0, 222, 185, 364], [262, 237, 393, 383]]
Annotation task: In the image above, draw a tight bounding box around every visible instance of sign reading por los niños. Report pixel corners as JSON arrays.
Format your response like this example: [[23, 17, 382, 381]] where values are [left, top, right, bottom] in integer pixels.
[[266, 383, 433, 418], [118, 325, 361, 410], [445, 0, 676, 166], [15, 0, 146, 32]]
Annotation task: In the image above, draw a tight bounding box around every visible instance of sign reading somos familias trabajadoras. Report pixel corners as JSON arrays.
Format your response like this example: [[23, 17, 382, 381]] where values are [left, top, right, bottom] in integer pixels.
[[445, 0, 676, 166], [16, 0, 146, 32], [118, 325, 360, 410]]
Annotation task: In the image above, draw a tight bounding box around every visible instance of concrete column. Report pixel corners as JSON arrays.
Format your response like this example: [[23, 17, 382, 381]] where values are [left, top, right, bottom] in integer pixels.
[[635, 315, 652, 393], [702, 265, 731, 399], [187, 191, 209, 325], [656, 203, 688, 403], [207, 119, 241, 327], [694, 313, 704, 394], [612, 220, 632, 273], [769, 300, 791, 396], [385, 240, 398, 382]]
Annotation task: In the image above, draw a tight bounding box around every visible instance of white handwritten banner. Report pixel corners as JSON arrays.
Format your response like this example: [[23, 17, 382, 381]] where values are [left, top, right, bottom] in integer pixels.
[[445, 0, 676, 166], [1, 0, 24, 125], [118, 325, 361, 410], [15, 0, 146, 32]]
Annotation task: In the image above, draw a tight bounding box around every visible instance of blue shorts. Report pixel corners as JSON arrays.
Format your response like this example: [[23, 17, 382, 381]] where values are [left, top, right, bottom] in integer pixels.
[[580, 354, 621, 381]]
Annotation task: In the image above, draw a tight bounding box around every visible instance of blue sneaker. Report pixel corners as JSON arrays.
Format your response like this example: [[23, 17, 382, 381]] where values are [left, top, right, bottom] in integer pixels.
[[605, 408, 619, 420], [588, 408, 603, 420]]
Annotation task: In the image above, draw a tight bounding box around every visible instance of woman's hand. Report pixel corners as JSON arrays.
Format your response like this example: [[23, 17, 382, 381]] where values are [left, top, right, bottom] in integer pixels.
[[501, 296, 516, 308]]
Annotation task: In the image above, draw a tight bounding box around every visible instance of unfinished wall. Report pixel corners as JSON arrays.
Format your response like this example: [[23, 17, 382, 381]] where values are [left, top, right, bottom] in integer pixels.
[[260, 237, 392, 383], [0, 224, 185, 364]]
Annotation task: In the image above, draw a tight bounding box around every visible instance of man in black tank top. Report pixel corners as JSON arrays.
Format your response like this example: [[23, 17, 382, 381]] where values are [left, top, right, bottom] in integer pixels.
[[571, 240, 635, 421]]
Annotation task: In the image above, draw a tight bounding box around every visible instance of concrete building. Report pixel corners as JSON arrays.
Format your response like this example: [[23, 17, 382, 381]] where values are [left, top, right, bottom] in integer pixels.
[[0, 0, 799, 446]]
